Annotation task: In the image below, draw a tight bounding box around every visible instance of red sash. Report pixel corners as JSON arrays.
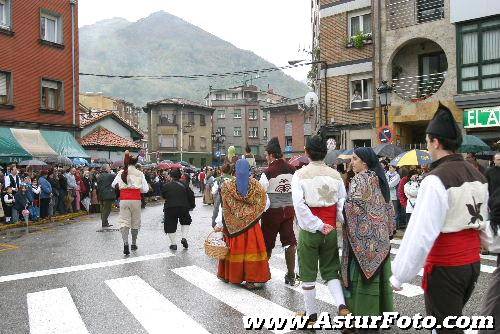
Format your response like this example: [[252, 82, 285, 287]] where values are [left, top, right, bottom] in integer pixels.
[[310, 205, 337, 228], [120, 188, 141, 201], [422, 229, 480, 292]]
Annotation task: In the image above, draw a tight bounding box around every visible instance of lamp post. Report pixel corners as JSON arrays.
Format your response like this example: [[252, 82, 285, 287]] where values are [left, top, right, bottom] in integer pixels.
[[377, 81, 393, 127], [211, 129, 226, 167]]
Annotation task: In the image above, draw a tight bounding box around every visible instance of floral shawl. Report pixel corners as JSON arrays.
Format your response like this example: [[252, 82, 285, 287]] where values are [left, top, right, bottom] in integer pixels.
[[342, 171, 395, 287], [220, 178, 267, 237]]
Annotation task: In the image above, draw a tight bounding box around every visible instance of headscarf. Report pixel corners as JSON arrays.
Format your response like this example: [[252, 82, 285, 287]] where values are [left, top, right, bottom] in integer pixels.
[[353, 147, 390, 203], [235, 159, 250, 197]]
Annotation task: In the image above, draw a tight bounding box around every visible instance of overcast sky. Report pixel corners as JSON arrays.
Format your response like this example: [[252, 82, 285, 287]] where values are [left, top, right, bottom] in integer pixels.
[[78, 0, 312, 82]]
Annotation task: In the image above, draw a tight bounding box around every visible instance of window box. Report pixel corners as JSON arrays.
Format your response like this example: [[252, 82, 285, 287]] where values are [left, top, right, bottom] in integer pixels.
[[39, 39, 64, 49], [347, 33, 372, 49]]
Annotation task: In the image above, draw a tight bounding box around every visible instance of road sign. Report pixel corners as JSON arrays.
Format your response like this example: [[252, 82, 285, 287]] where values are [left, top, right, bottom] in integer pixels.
[[378, 126, 393, 143]]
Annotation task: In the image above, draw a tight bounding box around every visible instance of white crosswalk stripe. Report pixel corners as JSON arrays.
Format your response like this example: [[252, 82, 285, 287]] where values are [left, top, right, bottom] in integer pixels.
[[27, 287, 89, 334], [172, 265, 296, 334], [106, 275, 210, 334]]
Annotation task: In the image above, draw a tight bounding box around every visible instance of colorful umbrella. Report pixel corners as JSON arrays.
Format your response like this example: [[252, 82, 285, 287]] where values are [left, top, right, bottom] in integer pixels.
[[390, 149, 431, 167], [373, 143, 404, 159], [458, 135, 490, 153], [43, 156, 73, 166], [72, 157, 89, 166], [288, 155, 310, 168]]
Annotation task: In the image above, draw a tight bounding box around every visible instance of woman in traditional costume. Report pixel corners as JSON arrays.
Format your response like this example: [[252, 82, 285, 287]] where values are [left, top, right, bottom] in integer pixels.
[[342, 147, 395, 320], [203, 170, 215, 205], [214, 159, 271, 289]]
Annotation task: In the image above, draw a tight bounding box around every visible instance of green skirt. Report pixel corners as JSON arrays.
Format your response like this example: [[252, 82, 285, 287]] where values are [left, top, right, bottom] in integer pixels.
[[344, 257, 394, 316]]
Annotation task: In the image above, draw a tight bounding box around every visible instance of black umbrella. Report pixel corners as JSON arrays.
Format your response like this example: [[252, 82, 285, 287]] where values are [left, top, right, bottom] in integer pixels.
[[19, 159, 47, 167], [43, 156, 73, 166], [373, 143, 404, 159], [93, 157, 113, 164]]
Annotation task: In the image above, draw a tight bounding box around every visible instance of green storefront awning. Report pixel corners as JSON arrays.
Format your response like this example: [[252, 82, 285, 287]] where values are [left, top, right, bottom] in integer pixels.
[[41, 130, 90, 159], [0, 127, 32, 163]]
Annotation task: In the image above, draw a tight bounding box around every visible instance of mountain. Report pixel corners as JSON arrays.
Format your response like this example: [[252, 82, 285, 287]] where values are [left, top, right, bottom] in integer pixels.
[[79, 11, 309, 106]]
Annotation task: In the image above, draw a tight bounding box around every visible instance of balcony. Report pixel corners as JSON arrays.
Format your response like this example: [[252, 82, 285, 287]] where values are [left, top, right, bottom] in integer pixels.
[[392, 72, 446, 101], [387, 0, 444, 30], [158, 116, 177, 126]]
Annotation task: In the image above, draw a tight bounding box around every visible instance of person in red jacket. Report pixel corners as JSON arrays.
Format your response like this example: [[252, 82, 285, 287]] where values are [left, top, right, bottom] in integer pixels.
[[397, 169, 418, 228]]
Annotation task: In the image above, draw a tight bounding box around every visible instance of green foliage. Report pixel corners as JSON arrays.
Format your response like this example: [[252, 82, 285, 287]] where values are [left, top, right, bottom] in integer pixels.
[[351, 32, 366, 49], [79, 12, 308, 106]]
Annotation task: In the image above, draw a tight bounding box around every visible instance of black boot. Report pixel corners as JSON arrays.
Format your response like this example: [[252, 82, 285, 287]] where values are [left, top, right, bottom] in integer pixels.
[[181, 238, 188, 249], [131, 244, 138, 251], [123, 244, 130, 255], [169, 244, 177, 251]]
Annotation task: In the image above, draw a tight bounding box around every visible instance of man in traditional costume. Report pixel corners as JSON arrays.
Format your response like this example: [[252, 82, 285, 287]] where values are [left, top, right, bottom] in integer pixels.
[[215, 159, 271, 290], [111, 151, 149, 255], [390, 103, 489, 333], [291, 135, 350, 325], [259, 137, 298, 285]]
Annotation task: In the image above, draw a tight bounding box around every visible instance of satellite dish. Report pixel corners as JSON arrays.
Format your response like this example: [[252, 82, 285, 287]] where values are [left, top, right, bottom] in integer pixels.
[[304, 92, 319, 108]]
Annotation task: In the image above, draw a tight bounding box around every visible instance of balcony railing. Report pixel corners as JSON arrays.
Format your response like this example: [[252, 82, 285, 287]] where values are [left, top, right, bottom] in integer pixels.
[[387, 0, 444, 30], [158, 116, 176, 126], [392, 71, 446, 101]]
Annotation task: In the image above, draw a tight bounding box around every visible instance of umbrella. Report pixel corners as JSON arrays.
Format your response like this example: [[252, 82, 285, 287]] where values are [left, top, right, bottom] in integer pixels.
[[18, 159, 47, 167], [94, 157, 113, 164], [43, 156, 73, 166], [112, 160, 124, 169], [288, 155, 310, 168], [324, 150, 344, 165], [338, 149, 354, 161], [458, 135, 490, 153], [373, 143, 404, 159], [390, 149, 431, 167], [72, 157, 89, 166]]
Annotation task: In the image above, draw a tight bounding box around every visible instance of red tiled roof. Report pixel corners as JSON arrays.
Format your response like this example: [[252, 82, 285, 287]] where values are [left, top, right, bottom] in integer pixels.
[[145, 98, 214, 110], [79, 104, 144, 138], [79, 127, 141, 149]]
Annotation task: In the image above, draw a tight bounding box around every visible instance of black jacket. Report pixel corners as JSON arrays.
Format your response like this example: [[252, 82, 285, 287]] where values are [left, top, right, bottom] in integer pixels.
[[14, 191, 31, 211], [97, 173, 116, 201], [162, 180, 190, 209]]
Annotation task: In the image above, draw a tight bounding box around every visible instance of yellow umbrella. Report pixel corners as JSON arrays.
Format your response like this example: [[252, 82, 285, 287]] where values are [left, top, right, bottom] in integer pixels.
[[390, 149, 431, 167]]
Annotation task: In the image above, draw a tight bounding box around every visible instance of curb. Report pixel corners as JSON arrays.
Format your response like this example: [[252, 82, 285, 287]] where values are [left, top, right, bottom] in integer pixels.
[[0, 211, 88, 232]]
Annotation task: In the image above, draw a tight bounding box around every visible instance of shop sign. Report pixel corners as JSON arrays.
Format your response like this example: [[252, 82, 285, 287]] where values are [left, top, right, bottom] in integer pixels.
[[464, 107, 500, 128]]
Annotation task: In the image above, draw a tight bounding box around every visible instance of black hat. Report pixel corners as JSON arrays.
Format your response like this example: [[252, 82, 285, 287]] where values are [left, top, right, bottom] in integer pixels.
[[426, 103, 462, 145], [265, 137, 282, 156], [306, 135, 327, 153], [169, 168, 181, 179]]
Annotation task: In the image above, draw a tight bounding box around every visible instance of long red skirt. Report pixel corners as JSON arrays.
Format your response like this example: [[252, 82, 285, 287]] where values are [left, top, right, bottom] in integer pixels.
[[217, 223, 271, 284]]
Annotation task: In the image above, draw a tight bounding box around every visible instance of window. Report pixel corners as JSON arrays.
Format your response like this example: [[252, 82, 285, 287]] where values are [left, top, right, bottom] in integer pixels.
[[232, 93, 238, 99], [217, 127, 225, 136], [285, 136, 293, 147], [418, 52, 447, 98], [417, 0, 444, 24], [250, 145, 259, 156], [215, 93, 222, 100], [458, 18, 500, 93], [159, 111, 176, 125], [200, 137, 207, 149], [188, 111, 195, 125], [349, 11, 371, 37], [0, 0, 11, 29], [217, 109, 226, 119], [248, 109, 258, 120], [0, 71, 12, 105], [263, 128, 268, 139], [41, 79, 63, 111], [233, 127, 242, 137], [159, 135, 177, 148], [262, 111, 267, 120], [233, 109, 242, 119], [350, 77, 373, 109], [41, 11, 62, 44], [188, 136, 195, 149], [200, 114, 206, 126], [249, 127, 259, 138]]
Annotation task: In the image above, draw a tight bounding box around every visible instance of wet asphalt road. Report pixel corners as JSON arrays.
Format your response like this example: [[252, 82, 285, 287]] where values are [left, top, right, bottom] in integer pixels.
[[0, 198, 496, 334]]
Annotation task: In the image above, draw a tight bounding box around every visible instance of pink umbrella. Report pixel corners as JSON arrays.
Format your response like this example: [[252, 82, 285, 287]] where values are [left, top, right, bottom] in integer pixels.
[[288, 155, 310, 168]]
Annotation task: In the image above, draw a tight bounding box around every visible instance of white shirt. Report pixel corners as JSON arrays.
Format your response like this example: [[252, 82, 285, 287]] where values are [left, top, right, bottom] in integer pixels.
[[291, 172, 346, 233]]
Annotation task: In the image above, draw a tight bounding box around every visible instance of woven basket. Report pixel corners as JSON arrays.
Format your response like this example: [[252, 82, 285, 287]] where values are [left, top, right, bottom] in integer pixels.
[[204, 231, 229, 260]]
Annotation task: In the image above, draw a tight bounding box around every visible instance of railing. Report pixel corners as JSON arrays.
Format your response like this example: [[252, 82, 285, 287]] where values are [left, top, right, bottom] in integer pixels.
[[402, 143, 427, 150], [158, 116, 176, 126], [392, 71, 446, 101], [387, 0, 444, 30]]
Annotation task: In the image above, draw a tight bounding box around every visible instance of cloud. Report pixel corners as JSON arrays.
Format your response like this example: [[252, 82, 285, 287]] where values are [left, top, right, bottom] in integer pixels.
[[78, 0, 311, 82]]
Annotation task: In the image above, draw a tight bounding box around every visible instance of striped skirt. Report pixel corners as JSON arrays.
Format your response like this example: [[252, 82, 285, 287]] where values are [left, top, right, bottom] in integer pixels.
[[217, 223, 271, 284]]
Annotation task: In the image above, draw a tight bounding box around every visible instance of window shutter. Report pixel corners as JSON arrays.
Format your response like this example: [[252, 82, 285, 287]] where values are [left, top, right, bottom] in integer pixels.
[[0, 73, 7, 96]]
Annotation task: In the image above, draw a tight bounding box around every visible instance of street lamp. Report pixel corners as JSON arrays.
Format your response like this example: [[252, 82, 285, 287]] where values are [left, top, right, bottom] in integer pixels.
[[211, 129, 226, 167], [377, 81, 393, 127]]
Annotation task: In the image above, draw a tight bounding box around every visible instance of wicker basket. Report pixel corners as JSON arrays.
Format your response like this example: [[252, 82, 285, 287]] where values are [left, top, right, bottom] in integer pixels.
[[204, 231, 229, 260]]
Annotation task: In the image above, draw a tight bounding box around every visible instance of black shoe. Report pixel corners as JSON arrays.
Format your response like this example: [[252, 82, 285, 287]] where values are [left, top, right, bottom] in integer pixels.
[[285, 273, 300, 286], [102, 223, 113, 228], [295, 312, 317, 329], [181, 238, 188, 249], [169, 244, 177, 251], [123, 244, 130, 255], [131, 244, 138, 251]]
